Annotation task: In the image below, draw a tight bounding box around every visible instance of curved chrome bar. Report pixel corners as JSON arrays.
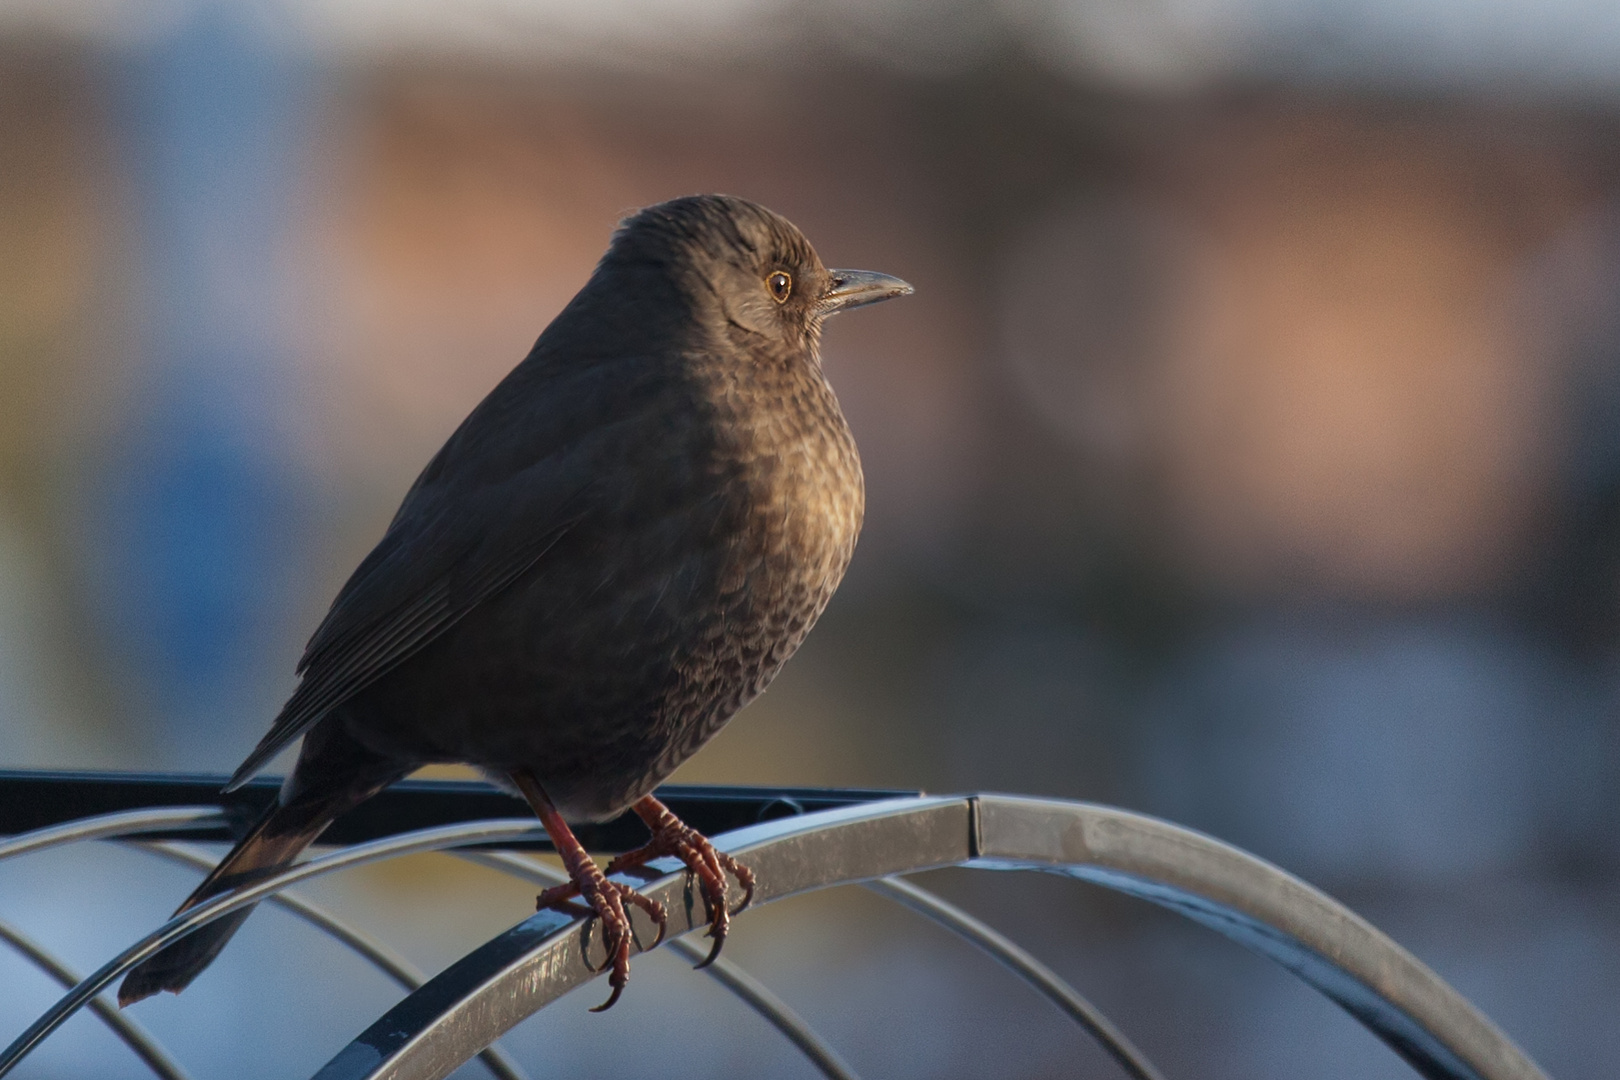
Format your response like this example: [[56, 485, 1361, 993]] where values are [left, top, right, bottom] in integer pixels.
[[673, 938, 862, 1080], [311, 797, 972, 1080], [0, 918, 192, 1080], [0, 818, 549, 1079], [309, 796, 1546, 1080], [864, 876, 1165, 1080], [0, 808, 227, 862], [456, 850, 862, 1080], [969, 796, 1545, 1080], [136, 843, 530, 1080]]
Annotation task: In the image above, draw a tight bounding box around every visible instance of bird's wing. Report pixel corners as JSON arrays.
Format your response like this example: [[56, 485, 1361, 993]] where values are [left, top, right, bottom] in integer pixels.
[[224, 475, 583, 791], [224, 353, 669, 791]]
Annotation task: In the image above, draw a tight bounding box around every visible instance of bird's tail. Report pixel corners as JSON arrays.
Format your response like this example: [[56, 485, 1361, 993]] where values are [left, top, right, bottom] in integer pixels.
[[118, 722, 408, 1007], [117, 800, 322, 1006]]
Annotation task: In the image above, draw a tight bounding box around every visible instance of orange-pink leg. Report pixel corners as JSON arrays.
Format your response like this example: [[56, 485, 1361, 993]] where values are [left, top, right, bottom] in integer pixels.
[[510, 771, 665, 1011], [539, 795, 754, 969]]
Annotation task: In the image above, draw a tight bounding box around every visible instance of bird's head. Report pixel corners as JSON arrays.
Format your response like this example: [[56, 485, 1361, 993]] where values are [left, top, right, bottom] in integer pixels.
[[605, 194, 912, 356]]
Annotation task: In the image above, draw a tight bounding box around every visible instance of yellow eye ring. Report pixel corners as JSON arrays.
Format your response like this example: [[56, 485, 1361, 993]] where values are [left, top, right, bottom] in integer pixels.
[[767, 271, 792, 303]]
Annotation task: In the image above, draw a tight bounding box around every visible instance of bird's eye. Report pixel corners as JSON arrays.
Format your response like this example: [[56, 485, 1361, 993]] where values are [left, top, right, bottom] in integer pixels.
[[767, 271, 792, 303]]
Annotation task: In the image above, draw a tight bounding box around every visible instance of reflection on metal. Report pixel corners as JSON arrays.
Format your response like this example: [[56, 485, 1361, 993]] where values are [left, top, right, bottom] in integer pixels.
[[0, 807, 226, 862], [0, 788, 1550, 1080], [0, 818, 549, 1078], [457, 850, 862, 1080], [0, 918, 191, 1080], [311, 797, 1547, 1080], [863, 876, 1165, 1080], [135, 843, 529, 1080]]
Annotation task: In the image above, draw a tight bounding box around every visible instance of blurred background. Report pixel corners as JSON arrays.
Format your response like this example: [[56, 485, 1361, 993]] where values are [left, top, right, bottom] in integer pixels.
[[0, 1, 1617, 1077]]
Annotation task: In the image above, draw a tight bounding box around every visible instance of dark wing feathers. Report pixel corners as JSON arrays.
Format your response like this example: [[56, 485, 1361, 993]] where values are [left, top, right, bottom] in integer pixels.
[[225, 350, 674, 792], [226, 490, 581, 790]]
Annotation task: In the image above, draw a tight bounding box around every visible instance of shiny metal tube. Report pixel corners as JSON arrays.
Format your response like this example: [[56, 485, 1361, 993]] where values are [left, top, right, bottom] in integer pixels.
[[0, 917, 191, 1080], [0, 817, 547, 1078], [457, 850, 862, 1080], [137, 842, 530, 1080], [865, 876, 1165, 1080], [0, 808, 226, 862]]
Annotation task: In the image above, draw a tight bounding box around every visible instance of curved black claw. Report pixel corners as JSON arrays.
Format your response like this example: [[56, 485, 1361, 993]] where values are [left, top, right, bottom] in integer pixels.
[[589, 927, 631, 1013], [604, 798, 756, 973], [693, 931, 725, 970], [539, 877, 665, 1011]]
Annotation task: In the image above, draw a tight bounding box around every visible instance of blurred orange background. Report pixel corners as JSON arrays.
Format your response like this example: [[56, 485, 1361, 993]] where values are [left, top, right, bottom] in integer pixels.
[[0, 4, 1616, 1077]]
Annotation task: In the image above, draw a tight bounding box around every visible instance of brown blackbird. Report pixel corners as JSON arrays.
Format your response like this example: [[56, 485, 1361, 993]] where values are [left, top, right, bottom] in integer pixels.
[[118, 194, 911, 1010]]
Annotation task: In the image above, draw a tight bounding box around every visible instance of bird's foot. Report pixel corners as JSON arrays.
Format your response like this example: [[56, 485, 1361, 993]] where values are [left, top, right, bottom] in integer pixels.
[[509, 769, 666, 1011], [536, 858, 667, 1012], [605, 795, 756, 968]]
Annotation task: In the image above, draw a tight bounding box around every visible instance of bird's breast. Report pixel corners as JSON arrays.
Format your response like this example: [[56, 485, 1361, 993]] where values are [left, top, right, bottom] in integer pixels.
[[727, 366, 864, 599]]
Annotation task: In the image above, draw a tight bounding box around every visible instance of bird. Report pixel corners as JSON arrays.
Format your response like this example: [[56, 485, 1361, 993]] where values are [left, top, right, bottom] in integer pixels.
[[117, 194, 912, 1011]]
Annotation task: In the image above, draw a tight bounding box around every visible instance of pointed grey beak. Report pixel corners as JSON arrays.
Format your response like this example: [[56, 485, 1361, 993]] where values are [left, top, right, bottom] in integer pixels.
[[820, 269, 913, 315]]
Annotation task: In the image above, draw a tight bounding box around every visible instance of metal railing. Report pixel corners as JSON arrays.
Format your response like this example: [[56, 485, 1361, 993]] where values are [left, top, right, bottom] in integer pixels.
[[0, 771, 1551, 1080]]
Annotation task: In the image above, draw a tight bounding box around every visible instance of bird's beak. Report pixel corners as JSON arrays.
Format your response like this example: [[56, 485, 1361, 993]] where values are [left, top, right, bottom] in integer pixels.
[[820, 269, 914, 315]]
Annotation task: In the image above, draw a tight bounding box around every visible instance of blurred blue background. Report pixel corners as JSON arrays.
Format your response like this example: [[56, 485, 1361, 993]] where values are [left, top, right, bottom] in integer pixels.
[[0, 1, 1616, 1077]]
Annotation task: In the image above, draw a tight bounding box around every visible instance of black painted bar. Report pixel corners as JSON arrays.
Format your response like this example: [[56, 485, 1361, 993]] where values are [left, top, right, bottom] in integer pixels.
[[0, 769, 918, 852]]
